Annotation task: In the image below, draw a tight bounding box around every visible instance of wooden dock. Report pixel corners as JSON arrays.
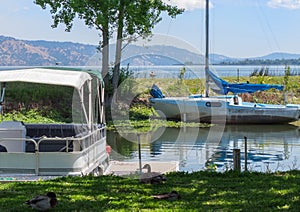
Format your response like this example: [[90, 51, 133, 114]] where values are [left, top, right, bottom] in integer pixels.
[[0, 161, 179, 182], [104, 160, 179, 176]]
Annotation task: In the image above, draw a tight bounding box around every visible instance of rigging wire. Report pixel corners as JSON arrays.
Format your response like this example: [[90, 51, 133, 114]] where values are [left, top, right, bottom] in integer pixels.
[[254, 0, 282, 56], [210, 1, 215, 66], [158, 17, 174, 67], [199, 0, 204, 65]]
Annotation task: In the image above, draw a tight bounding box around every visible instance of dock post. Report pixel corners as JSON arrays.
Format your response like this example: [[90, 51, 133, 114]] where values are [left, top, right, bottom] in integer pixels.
[[244, 136, 248, 172], [137, 134, 142, 174], [233, 149, 241, 172], [183, 113, 186, 122]]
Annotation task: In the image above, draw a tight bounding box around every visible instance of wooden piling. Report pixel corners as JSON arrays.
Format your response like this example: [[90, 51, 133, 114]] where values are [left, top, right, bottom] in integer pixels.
[[233, 149, 241, 172], [137, 134, 142, 174], [183, 113, 186, 122], [244, 136, 248, 172]]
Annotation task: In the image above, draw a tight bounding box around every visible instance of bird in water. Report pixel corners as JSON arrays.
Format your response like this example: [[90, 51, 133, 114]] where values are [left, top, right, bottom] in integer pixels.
[[153, 190, 181, 201], [139, 164, 167, 184], [25, 191, 58, 211]]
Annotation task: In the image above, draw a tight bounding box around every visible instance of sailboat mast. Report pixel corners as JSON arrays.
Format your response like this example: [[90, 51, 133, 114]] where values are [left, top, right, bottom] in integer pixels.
[[205, 0, 210, 97]]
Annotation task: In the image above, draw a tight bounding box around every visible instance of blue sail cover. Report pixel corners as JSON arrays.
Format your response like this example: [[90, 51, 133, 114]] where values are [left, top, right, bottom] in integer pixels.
[[207, 69, 284, 95]]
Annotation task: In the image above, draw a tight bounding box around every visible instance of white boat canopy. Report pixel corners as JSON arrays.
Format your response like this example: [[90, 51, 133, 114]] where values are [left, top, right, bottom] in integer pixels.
[[0, 68, 92, 89], [0, 67, 105, 129]]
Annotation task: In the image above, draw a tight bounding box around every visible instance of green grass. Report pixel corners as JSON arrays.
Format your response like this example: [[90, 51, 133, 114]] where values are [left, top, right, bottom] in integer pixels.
[[107, 118, 210, 132], [138, 75, 300, 104], [1, 171, 300, 211], [1, 109, 64, 123]]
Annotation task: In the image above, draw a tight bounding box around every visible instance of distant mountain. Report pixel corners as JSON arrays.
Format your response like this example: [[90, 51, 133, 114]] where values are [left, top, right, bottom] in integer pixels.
[[253, 52, 300, 60], [209, 54, 240, 64], [0, 35, 299, 66], [120, 45, 202, 65], [121, 54, 185, 66], [0, 35, 99, 66], [0, 35, 204, 66]]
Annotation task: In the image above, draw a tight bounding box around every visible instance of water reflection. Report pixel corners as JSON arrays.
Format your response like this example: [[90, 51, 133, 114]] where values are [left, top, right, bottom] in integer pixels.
[[107, 125, 300, 172]]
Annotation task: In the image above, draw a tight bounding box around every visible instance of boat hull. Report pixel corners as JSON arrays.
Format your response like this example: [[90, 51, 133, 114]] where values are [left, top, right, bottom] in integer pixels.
[[150, 97, 300, 124]]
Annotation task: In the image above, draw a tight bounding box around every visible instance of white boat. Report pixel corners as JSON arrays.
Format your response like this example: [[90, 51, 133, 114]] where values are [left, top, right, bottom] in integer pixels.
[[0, 68, 109, 177], [150, 0, 300, 124]]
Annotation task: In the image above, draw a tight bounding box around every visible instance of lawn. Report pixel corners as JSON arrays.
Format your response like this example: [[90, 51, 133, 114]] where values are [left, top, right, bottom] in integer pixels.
[[1, 171, 299, 211]]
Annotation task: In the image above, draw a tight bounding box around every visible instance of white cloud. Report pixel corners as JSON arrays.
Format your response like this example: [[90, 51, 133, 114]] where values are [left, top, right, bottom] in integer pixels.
[[267, 0, 300, 9], [162, 0, 212, 11]]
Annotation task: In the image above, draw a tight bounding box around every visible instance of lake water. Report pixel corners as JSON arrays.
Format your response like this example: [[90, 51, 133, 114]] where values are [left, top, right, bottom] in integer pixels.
[[107, 124, 300, 173], [1, 65, 300, 79], [130, 65, 300, 79]]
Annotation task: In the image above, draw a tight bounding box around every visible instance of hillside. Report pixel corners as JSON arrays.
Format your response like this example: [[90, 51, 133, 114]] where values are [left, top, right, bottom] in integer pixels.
[[1, 35, 300, 66], [0, 36, 203, 66], [0, 36, 98, 66]]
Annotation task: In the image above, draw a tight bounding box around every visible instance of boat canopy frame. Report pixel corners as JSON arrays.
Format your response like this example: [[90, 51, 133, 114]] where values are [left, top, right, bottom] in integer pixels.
[[0, 68, 105, 131]]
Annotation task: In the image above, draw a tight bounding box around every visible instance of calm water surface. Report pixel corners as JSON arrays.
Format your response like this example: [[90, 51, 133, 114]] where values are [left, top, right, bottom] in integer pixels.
[[2, 65, 300, 79], [107, 124, 300, 173], [130, 65, 300, 79]]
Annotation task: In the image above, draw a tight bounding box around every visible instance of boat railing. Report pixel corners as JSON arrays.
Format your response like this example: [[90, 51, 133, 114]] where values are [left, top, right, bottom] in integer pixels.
[[0, 126, 107, 175], [34, 125, 106, 152]]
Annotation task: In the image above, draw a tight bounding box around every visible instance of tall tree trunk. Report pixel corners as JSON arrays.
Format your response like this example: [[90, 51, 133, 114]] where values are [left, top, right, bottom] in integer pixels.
[[102, 28, 109, 85], [112, 0, 125, 102], [102, 21, 110, 104]]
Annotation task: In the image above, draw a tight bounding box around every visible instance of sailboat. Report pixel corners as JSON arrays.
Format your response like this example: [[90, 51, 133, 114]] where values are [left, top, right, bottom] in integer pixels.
[[149, 0, 300, 124]]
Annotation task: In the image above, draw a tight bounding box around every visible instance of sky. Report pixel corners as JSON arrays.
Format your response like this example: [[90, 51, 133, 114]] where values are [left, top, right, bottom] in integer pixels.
[[1, 0, 300, 58]]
